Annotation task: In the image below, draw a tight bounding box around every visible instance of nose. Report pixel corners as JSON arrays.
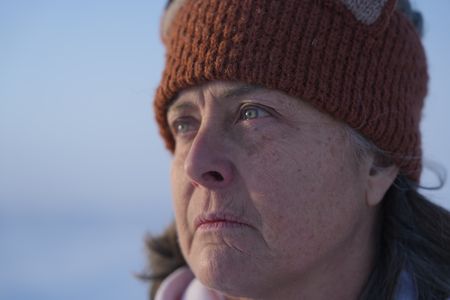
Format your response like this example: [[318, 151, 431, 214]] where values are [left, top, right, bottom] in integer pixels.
[[184, 128, 234, 189]]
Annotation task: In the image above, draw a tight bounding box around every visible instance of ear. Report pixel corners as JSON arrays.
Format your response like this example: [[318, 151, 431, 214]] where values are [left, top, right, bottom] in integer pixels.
[[338, 0, 396, 25], [161, 0, 189, 42], [365, 163, 399, 206]]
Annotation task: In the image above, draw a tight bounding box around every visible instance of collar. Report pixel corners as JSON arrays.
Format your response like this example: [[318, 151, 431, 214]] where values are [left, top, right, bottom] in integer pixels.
[[155, 267, 225, 300]]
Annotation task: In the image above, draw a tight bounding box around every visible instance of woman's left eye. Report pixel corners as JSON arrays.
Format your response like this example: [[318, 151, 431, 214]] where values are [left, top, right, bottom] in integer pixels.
[[239, 105, 271, 121]]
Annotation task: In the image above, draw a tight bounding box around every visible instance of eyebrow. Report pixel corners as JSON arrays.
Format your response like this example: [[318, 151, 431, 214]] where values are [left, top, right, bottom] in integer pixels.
[[168, 84, 260, 114], [167, 102, 196, 116]]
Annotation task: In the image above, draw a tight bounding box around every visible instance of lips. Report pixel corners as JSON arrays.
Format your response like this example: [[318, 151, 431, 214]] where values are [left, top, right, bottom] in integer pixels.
[[194, 212, 252, 231]]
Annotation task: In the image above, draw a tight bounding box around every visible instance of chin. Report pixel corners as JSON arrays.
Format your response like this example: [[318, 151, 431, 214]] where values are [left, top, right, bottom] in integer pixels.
[[190, 246, 267, 298]]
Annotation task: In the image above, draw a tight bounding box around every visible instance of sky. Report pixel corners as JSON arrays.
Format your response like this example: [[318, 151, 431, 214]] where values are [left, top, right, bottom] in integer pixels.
[[0, 1, 449, 299]]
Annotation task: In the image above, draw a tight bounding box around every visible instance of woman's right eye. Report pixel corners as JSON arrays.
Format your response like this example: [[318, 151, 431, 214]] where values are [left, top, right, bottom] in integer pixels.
[[171, 117, 198, 137]]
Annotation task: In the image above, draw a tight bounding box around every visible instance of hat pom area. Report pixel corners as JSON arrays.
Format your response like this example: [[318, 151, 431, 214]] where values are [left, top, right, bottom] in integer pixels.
[[339, 0, 394, 25]]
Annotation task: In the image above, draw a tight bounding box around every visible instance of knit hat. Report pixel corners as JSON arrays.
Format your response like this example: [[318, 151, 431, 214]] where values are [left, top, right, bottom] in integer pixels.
[[154, 0, 428, 182]]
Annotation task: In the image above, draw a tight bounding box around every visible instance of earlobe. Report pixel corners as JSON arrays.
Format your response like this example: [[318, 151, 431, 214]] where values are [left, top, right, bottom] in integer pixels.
[[365, 164, 399, 206]]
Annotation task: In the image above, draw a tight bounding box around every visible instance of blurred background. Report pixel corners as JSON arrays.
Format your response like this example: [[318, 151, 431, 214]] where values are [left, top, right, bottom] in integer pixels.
[[0, 0, 449, 299]]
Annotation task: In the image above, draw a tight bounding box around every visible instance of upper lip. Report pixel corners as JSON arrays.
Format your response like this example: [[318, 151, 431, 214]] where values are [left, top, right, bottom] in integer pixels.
[[194, 212, 253, 230]]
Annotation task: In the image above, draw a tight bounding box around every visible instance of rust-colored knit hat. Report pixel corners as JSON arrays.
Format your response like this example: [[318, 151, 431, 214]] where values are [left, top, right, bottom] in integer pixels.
[[154, 0, 428, 181]]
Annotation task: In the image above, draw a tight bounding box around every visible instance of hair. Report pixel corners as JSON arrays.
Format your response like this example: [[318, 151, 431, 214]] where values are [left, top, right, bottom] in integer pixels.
[[141, 1, 450, 299], [363, 179, 450, 300], [140, 222, 186, 299], [346, 127, 450, 300]]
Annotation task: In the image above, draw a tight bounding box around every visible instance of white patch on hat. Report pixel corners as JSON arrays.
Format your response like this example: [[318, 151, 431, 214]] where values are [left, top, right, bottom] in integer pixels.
[[161, 0, 188, 39], [339, 0, 389, 24]]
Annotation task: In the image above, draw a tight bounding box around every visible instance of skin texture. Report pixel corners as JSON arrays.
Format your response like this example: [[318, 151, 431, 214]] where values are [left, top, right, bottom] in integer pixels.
[[167, 81, 398, 300]]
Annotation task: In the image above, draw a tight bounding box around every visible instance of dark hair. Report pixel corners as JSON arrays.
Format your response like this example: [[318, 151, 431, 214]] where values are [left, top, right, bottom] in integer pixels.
[[140, 223, 186, 300], [361, 176, 450, 299], [346, 123, 450, 299]]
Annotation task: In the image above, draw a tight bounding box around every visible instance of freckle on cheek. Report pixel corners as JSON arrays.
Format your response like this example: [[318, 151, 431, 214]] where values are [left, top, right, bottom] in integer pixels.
[[330, 144, 337, 156], [268, 150, 280, 163], [316, 160, 322, 170], [246, 143, 259, 157], [245, 133, 270, 157], [262, 134, 273, 142]]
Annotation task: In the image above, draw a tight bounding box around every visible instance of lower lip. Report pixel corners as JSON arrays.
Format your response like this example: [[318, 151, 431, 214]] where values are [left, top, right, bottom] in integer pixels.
[[197, 220, 248, 231]]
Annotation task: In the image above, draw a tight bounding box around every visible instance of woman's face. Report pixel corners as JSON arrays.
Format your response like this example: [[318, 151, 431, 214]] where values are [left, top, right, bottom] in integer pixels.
[[167, 81, 384, 299]]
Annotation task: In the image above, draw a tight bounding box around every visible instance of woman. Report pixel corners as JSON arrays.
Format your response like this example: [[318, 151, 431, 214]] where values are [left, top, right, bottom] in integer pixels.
[[143, 0, 450, 299]]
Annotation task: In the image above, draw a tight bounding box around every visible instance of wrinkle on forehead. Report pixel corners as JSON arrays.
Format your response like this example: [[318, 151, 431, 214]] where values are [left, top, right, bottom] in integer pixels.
[[204, 82, 260, 102], [169, 82, 260, 111]]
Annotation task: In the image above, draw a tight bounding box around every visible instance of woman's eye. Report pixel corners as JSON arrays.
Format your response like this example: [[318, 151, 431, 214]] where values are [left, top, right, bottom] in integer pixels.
[[176, 123, 189, 133], [171, 117, 198, 136], [239, 105, 271, 121]]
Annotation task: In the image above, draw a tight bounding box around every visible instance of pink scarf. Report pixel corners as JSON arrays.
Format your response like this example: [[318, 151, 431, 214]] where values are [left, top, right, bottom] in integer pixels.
[[155, 267, 225, 300]]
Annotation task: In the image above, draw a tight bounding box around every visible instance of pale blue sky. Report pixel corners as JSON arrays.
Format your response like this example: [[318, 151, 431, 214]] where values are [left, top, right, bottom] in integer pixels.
[[0, 1, 449, 299]]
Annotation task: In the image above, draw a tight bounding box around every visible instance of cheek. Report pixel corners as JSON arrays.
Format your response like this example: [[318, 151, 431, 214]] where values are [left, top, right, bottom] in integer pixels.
[[244, 132, 366, 257], [170, 158, 193, 254], [170, 158, 184, 214]]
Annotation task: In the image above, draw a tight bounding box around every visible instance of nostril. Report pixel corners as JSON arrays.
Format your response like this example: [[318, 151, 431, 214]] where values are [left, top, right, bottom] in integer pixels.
[[211, 171, 224, 181], [202, 171, 224, 182]]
